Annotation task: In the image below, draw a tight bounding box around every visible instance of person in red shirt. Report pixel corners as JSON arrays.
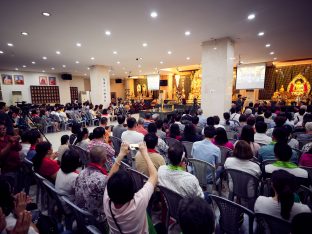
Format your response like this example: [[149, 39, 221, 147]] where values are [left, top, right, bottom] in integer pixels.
[[32, 141, 59, 182], [136, 118, 148, 136]]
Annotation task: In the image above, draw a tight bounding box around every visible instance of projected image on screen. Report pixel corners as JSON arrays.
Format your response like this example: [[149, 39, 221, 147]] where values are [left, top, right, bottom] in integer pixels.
[[236, 63, 266, 89], [147, 74, 160, 90]]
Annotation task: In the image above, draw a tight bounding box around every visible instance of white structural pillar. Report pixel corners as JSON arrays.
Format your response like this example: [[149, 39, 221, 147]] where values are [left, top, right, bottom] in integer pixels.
[[90, 65, 111, 107], [201, 37, 234, 117]]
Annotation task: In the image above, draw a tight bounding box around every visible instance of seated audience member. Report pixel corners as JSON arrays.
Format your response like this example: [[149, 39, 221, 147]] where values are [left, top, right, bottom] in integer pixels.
[[158, 142, 204, 198], [103, 142, 158, 233], [174, 114, 185, 132], [238, 114, 247, 127], [121, 117, 144, 144], [135, 133, 165, 175], [32, 142, 59, 182], [178, 197, 215, 234], [254, 121, 272, 145], [291, 213, 312, 234], [20, 130, 31, 157], [264, 111, 275, 129], [88, 127, 115, 170], [255, 170, 310, 220], [155, 119, 166, 140], [192, 116, 203, 135], [100, 117, 111, 143], [239, 125, 260, 156], [284, 125, 299, 149], [147, 123, 168, 156], [181, 109, 192, 123], [230, 107, 241, 122], [197, 108, 207, 129], [143, 112, 153, 128], [75, 146, 108, 224], [55, 150, 80, 199], [192, 126, 221, 182], [69, 122, 81, 144], [299, 145, 312, 167], [285, 112, 295, 128], [0, 178, 38, 234], [136, 118, 148, 136], [26, 129, 42, 160], [247, 116, 256, 128], [266, 115, 287, 137], [75, 127, 90, 150], [113, 115, 127, 139], [212, 127, 234, 149], [213, 116, 225, 129], [0, 102, 14, 136], [220, 112, 234, 130], [57, 134, 69, 163], [181, 123, 202, 142], [294, 108, 306, 127], [168, 123, 182, 140], [297, 121, 312, 142], [201, 117, 215, 135], [265, 142, 308, 179], [258, 127, 299, 163], [244, 108, 253, 118], [225, 140, 261, 177]]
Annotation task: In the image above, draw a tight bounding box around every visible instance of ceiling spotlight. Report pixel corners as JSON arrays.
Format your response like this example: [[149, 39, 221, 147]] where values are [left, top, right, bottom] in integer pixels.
[[15, 68, 18, 71], [142, 43, 148, 47], [274, 57, 277, 60], [265, 44, 271, 48], [247, 14, 255, 20], [184, 31, 191, 36], [51, 67, 55, 70], [22, 65, 26, 68], [76, 42, 82, 47], [42, 12, 50, 17], [0, 51, 3, 54], [167, 50, 172, 55], [270, 51, 275, 55], [84, 73, 87, 76], [113, 51, 117, 54], [31, 61, 36, 64], [186, 57, 190, 60], [258, 32, 264, 36], [42, 70, 45, 73], [7, 43, 13, 47], [42, 56, 47, 60], [150, 11, 158, 18], [87, 67, 90, 70], [56, 51, 61, 55], [21, 32, 28, 36], [75, 61, 80, 64], [160, 61, 164, 64], [105, 30, 111, 36], [213, 47, 217, 50], [62, 65, 66, 68], [90, 57, 95, 60], [117, 61, 120, 64]]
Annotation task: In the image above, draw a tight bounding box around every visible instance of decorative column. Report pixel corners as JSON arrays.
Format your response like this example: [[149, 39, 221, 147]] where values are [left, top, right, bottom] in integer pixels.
[[90, 65, 111, 107], [201, 37, 234, 117]]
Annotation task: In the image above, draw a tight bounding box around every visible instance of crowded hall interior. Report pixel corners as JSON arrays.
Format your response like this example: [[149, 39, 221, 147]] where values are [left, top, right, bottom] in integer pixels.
[[1, 0, 312, 233]]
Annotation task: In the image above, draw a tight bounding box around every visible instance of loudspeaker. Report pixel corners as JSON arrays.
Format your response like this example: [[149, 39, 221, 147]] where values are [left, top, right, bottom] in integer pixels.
[[61, 73, 72, 80], [115, 79, 122, 84]]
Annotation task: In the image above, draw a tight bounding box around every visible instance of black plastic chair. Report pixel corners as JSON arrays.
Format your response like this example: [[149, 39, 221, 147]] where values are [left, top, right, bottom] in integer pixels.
[[158, 185, 183, 232], [22, 158, 34, 195], [218, 146, 233, 165], [127, 168, 148, 192], [255, 213, 291, 234], [33, 172, 48, 210], [181, 141, 194, 158], [226, 169, 260, 210], [164, 137, 180, 147], [209, 194, 254, 234], [110, 136, 122, 156]]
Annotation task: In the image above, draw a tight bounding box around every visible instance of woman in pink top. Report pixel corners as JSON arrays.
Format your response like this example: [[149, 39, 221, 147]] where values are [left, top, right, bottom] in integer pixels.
[[212, 127, 234, 150], [299, 146, 312, 167]]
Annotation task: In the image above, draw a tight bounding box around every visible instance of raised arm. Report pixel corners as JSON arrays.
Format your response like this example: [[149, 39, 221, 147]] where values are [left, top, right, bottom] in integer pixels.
[[107, 142, 129, 178]]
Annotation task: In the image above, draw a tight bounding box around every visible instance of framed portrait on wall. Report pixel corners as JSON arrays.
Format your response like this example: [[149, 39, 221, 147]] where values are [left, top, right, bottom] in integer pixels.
[[14, 75, 24, 85], [49, 77, 56, 85], [39, 76, 48, 85], [1, 74, 13, 85]]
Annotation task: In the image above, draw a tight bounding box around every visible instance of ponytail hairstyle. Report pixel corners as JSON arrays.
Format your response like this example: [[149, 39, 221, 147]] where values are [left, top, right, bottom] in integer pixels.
[[32, 141, 52, 172], [223, 112, 230, 126], [271, 170, 298, 220]]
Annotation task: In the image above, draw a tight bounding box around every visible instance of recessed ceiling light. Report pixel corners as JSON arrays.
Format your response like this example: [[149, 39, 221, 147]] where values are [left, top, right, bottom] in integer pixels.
[[0, 51, 3, 54], [75, 61, 80, 64], [113, 51, 117, 55], [258, 32, 264, 36], [167, 50, 172, 55], [117, 61, 120, 64], [42, 70, 45, 73], [62, 65, 66, 68], [56, 51, 61, 55], [186, 57, 190, 60], [42, 56, 47, 60], [160, 61, 164, 64], [15, 68, 18, 71], [265, 44, 271, 48], [31, 61, 36, 64], [270, 51, 275, 55], [51, 67, 55, 70], [142, 43, 148, 47], [90, 57, 95, 60], [247, 14, 255, 20], [76, 42, 82, 47], [84, 73, 87, 76], [87, 67, 90, 70], [21, 32, 28, 36], [22, 65, 26, 68], [274, 57, 277, 60], [150, 11, 158, 18], [105, 30, 111, 36], [213, 47, 217, 50], [42, 12, 50, 17], [7, 43, 13, 47], [185, 31, 191, 36]]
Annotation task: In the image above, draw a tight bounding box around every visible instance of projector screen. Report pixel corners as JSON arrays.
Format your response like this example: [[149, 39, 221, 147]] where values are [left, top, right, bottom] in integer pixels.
[[236, 63, 266, 89], [147, 74, 160, 90]]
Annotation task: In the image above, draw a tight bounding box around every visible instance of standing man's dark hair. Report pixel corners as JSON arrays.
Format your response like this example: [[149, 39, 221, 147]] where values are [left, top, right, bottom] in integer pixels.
[[126, 117, 137, 129]]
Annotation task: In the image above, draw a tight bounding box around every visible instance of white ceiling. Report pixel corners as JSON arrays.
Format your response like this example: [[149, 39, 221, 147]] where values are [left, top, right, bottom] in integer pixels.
[[0, 0, 311, 78]]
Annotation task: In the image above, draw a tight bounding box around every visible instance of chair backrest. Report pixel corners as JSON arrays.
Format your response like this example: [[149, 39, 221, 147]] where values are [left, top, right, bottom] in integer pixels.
[[218, 146, 233, 165], [127, 168, 148, 192], [226, 130, 238, 140], [181, 141, 194, 158], [110, 136, 122, 155], [255, 213, 291, 234], [42, 180, 67, 214], [261, 159, 276, 174], [86, 225, 102, 234], [164, 137, 180, 147], [158, 185, 183, 230], [300, 166, 312, 180], [76, 145, 90, 166], [297, 185, 312, 207], [209, 194, 254, 234], [188, 158, 216, 188], [299, 140, 311, 150], [23, 158, 33, 172]]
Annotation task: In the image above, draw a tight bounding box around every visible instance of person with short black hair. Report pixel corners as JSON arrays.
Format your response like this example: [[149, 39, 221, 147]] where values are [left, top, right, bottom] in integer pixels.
[[121, 117, 144, 144], [181, 123, 202, 142], [76, 127, 90, 150], [266, 115, 287, 137], [178, 197, 215, 234], [155, 119, 166, 140], [26, 129, 42, 160], [158, 142, 204, 198], [113, 115, 127, 139], [147, 123, 168, 157], [168, 123, 182, 140], [212, 127, 234, 149], [254, 121, 272, 145], [264, 110, 275, 129], [255, 170, 310, 220], [57, 134, 69, 163], [239, 125, 260, 156], [20, 130, 31, 157], [174, 114, 185, 132]]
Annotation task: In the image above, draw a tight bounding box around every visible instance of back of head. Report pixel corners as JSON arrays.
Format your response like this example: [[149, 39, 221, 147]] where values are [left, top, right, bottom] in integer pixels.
[[117, 115, 125, 125], [183, 123, 196, 137], [264, 111, 272, 119], [145, 113, 151, 120], [61, 150, 80, 174], [213, 116, 220, 125], [271, 170, 298, 220], [192, 116, 199, 125], [272, 127, 288, 143], [198, 109, 203, 115], [299, 108, 306, 116], [28, 129, 41, 145], [61, 134, 69, 145], [169, 124, 181, 138], [0, 102, 6, 110], [247, 116, 256, 126], [71, 122, 82, 134], [215, 127, 228, 145], [147, 122, 157, 134], [274, 115, 287, 127], [89, 146, 107, 164], [178, 197, 215, 234], [138, 117, 145, 125], [233, 140, 253, 160], [204, 126, 216, 139], [240, 125, 254, 143], [239, 114, 247, 122], [174, 114, 182, 122], [230, 107, 235, 114], [305, 122, 312, 132], [274, 142, 292, 162], [223, 112, 230, 120], [255, 116, 264, 123], [100, 117, 108, 125], [127, 117, 137, 129], [206, 117, 215, 126], [33, 141, 52, 171], [107, 170, 134, 205], [255, 121, 267, 134], [168, 142, 184, 166], [155, 119, 163, 129], [144, 133, 158, 149], [21, 130, 31, 143], [92, 127, 105, 139]]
